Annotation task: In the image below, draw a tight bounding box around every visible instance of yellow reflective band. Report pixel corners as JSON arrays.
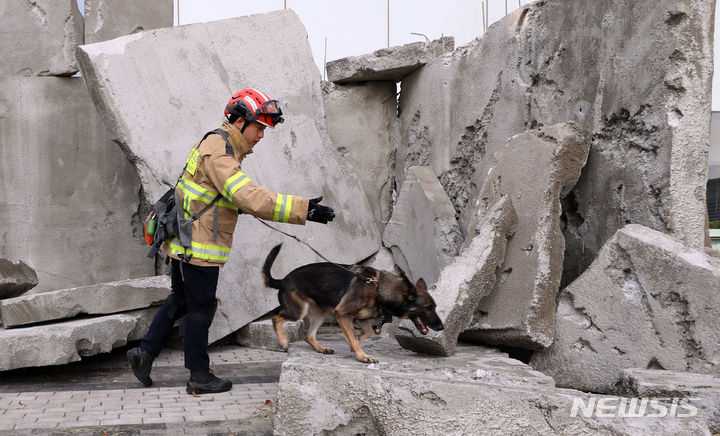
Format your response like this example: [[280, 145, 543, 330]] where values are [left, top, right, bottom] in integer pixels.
[[186, 149, 200, 176], [179, 177, 237, 211], [168, 238, 230, 262], [273, 194, 284, 222], [223, 171, 251, 199], [282, 195, 293, 223]]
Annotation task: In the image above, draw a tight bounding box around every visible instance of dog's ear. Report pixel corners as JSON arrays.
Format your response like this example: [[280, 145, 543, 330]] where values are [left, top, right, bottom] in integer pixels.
[[415, 278, 427, 293]]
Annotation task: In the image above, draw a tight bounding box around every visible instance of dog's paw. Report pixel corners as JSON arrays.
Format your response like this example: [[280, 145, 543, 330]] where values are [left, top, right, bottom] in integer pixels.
[[357, 354, 378, 364], [321, 347, 334, 354]]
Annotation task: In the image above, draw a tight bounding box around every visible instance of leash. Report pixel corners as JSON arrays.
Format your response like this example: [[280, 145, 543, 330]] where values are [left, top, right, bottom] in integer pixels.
[[253, 217, 378, 285]]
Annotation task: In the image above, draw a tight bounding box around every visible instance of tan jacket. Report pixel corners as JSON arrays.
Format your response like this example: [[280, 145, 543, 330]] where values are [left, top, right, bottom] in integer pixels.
[[163, 121, 309, 267]]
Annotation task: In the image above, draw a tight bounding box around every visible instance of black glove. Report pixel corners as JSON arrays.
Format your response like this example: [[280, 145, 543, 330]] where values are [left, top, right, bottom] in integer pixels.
[[307, 196, 335, 224]]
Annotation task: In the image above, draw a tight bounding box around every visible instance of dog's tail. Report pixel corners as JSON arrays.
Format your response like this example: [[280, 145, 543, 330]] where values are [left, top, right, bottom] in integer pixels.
[[263, 243, 283, 289]]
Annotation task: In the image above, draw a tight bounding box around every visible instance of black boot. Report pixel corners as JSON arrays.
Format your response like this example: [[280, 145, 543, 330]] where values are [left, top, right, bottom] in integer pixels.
[[186, 369, 232, 394], [127, 347, 154, 387]]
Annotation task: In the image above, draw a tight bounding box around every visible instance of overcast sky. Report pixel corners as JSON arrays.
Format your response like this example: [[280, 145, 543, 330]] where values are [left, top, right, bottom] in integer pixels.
[[77, 0, 720, 110]]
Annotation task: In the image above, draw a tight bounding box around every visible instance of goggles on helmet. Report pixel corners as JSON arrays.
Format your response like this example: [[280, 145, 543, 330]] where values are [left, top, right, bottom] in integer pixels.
[[256, 100, 284, 126]]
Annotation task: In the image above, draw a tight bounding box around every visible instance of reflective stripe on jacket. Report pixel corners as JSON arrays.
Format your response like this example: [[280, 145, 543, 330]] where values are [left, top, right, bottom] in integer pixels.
[[163, 122, 309, 267]]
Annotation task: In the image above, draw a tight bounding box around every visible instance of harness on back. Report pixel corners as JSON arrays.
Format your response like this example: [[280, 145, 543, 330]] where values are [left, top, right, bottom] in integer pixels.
[[145, 129, 236, 262]]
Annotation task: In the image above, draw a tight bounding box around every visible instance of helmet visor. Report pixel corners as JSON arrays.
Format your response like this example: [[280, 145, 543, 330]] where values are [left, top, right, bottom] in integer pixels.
[[256, 100, 284, 127]]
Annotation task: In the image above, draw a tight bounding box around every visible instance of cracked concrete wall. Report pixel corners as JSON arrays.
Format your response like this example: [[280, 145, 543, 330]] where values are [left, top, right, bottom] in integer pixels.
[[397, 0, 714, 289], [0, 77, 153, 292], [531, 224, 720, 394], [0, 0, 83, 76], [84, 0, 173, 44]]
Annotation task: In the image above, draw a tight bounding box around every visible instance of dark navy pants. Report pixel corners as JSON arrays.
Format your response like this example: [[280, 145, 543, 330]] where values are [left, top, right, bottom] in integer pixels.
[[140, 259, 219, 370]]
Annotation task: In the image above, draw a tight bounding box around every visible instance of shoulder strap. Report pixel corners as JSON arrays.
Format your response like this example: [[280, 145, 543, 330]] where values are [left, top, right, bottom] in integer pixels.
[[187, 129, 235, 221]]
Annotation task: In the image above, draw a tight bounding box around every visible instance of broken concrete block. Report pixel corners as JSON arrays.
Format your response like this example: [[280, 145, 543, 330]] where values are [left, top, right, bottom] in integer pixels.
[[0, 308, 156, 371], [531, 224, 720, 394], [274, 338, 711, 435], [84, 0, 174, 44], [0, 276, 170, 328], [460, 122, 590, 349], [322, 81, 398, 232], [622, 368, 720, 431], [236, 318, 306, 352], [0, 0, 83, 76], [382, 166, 462, 286], [398, 0, 714, 290], [394, 196, 516, 356], [326, 37, 454, 84], [0, 259, 38, 300], [76, 10, 381, 343], [0, 77, 154, 293]]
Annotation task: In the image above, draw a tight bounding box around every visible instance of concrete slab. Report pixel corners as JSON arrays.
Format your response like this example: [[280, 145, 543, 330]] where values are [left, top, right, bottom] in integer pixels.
[[0, 77, 154, 293], [531, 224, 720, 394], [382, 166, 462, 286], [0, 276, 170, 327], [0, 0, 83, 76], [460, 122, 590, 349], [622, 368, 720, 431], [274, 338, 711, 435], [84, 0, 174, 44], [0, 308, 158, 371], [394, 196, 516, 356], [322, 81, 398, 232], [0, 259, 38, 300], [76, 10, 382, 343], [397, 0, 714, 292], [236, 318, 306, 352], [326, 37, 454, 83]]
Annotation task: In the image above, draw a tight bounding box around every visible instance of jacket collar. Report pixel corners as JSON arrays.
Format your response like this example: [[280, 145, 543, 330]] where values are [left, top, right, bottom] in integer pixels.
[[221, 121, 253, 157]]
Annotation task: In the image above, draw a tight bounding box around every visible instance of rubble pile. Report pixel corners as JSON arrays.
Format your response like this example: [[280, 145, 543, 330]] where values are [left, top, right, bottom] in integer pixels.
[[1, 0, 719, 433]]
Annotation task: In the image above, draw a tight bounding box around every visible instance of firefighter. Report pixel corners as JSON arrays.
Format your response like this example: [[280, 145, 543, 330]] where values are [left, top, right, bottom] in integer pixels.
[[127, 89, 335, 394]]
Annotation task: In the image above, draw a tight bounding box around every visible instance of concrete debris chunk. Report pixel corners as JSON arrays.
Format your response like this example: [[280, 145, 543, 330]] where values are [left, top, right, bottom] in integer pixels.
[[0, 276, 170, 328], [0, 77, 154, 293], [621, 368, 720, 430], [322, 81, 398, 232], [531, 225, 720, 394], [76, 10, 381, 343], [394, 196, 516, 356], [397, 0, 713, 294], [0, 308, 158, 371], [326, 36, 454, 83], [461, 122, 590, 349], [0, 259, 39, 300], [382, 166, 462, 286], [274, 338, 712, 435], [0, 0, 83, 76], [84, 0, 174, 44], [236, 318, 306, 352]]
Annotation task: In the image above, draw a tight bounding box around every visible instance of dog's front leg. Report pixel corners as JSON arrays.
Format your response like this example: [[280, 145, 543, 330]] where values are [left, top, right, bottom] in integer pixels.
[[356, 319, 374, 342], [335, 315, 377, 363]]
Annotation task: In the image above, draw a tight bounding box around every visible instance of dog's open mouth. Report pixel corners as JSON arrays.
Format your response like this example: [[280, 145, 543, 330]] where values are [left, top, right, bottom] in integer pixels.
[[412, 315, 429, 335]]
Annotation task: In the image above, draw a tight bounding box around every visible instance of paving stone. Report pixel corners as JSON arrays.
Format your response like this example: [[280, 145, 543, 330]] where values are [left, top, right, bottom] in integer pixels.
[[0, 259, 38, 300], [76, 9, 381, 344], [236, 318, 306, 352], [0, 276, 169, 327], [394, 195, 516, 356], [460, 122, 590, 348], [326, 37, 454, 83], [274, 338, 712, 435], [0, 0, 83, 76], [382, 166, 463, 286], [84, 0, 173, 44], [531, 225, 720, 394]]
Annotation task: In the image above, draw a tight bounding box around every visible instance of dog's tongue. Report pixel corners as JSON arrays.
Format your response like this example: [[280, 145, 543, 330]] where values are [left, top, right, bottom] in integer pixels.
[[419, 319, 428, 335]]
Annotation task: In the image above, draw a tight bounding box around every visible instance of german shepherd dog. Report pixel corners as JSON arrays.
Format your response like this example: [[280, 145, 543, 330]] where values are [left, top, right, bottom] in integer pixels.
[[262, 244, 444, 363]]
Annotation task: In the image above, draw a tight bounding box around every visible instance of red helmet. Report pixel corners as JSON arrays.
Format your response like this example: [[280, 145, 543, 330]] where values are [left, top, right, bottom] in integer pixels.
[[224, 89, 284, 128]]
